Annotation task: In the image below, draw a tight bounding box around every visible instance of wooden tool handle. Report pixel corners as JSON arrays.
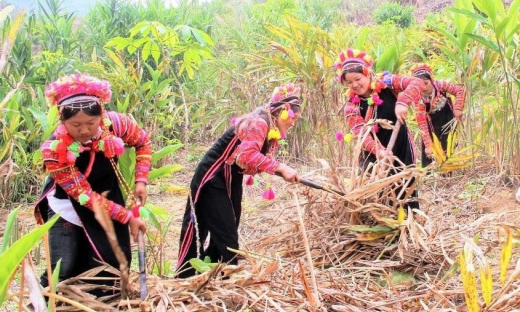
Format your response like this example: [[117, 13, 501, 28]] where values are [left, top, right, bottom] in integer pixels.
[[387, 120, 402, 152]]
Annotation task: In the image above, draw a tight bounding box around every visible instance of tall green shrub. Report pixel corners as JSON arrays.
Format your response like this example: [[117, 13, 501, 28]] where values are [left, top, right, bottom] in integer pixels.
[[374, 2, 414, 28]]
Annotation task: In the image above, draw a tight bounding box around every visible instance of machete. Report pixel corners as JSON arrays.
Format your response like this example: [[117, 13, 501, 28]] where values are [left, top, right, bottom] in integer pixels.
[[275, 172, 345, 196]]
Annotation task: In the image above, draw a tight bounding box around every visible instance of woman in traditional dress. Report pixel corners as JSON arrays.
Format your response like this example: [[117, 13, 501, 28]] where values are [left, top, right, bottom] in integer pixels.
[[176, 83, 302, 277]]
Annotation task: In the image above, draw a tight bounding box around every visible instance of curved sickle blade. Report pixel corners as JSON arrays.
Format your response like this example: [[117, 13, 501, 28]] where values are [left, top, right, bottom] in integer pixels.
[[275, 172, 345, 196], [138, 230, 148, 300]]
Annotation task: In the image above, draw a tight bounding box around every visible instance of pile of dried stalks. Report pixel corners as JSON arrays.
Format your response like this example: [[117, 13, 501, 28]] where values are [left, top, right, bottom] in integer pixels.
[[19, 162, 520, 311]]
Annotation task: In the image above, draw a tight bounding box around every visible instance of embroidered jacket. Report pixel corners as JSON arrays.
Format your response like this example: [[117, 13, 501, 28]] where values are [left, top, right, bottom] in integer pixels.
[[415, 80, 465, 149], [41, 111, 152, 223], [228, 118, 279, 175], [422, 80, 465, 113], [345, 74, 424, 154]]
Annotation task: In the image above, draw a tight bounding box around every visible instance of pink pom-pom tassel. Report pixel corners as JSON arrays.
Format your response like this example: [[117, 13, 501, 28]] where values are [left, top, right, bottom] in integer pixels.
[[351, 96, 361, 104], [66, 151, 76, 163], [56, 124, 68, 134], [230, 117, 237, 126], [245, 176, 254, 185], [262, 188, 275, 200], [335, 131, 344, 142], [373, 94, 383, 105], [113, 137, 125, 156]]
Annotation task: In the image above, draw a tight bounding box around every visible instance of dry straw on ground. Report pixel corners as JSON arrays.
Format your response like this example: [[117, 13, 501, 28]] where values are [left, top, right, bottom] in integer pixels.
[[16, 161, 520, 311]]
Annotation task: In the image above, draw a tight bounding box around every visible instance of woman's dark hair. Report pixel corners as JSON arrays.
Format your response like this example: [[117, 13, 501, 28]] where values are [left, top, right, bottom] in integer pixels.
[[60, 102, 102, 121], [340, 63, 364, 82], [269, 96, 301, 117], [413, 72, 432, 80]]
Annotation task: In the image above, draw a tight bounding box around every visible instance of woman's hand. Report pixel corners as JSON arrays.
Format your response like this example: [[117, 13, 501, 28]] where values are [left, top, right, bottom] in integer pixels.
[[128, 216, 146, 242], [394, 104, 409, 124], [425, 146, 433, 158], [134, 182, 147, 206], [376, 149, 393, 160], [276, 163, 300, 183], [453, 109, 463, 120]]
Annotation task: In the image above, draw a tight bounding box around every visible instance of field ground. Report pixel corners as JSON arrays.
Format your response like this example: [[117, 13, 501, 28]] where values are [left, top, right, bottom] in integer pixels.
[[1, 153, 520, 311]]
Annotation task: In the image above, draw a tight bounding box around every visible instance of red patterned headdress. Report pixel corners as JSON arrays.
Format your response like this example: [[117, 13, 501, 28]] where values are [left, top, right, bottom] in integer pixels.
[[266, 83, 301, 141], [269, 83, 301, 104], [410, 63, 433, 79], [268, 82, 301, 113], [335, 49, 374, 82], [45, 73, 112, 108]]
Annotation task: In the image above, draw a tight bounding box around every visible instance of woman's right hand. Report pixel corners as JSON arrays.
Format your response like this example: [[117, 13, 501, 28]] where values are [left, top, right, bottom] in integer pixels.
[[276, 163, 300, 183], [376, 149, 393, 160], [395, 104, 408, 124], [128, 216, 146, 242], [424, 146, 433, 158]]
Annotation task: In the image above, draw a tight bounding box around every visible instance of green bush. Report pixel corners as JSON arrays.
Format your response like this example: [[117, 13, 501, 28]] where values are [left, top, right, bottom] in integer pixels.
[[373, 2, 414, 28]]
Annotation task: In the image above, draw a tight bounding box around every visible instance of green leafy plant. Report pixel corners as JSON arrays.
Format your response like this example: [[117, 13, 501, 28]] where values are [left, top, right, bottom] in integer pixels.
[[104, 20, 214, 78], [189, 256, 218, 274], [140, 204, 176, 277], [118, 141, 184, 201], [373, 2, 414, 28], [0, 211, 58, 305]]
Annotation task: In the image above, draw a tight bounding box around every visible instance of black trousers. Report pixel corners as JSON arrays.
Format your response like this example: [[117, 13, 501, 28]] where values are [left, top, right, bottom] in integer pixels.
[[40, 209, 126, 296], [177, 181, 242, 278], [40, 209, 99, 287]]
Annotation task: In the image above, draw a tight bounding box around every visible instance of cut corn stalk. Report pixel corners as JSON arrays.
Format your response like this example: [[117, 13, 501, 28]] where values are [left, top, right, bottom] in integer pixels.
[[355, 232, 393, 241], [459, 250, 479, 312], [444, 120, 461, 158], [480, 263, 493, 306], [446, 131, 454, 158], [439, 145, 479, 173], [500, 226, 513, 286], [346, 225, 394, 233], [397, 206, 406, 225], [431, 133, 446, 163]]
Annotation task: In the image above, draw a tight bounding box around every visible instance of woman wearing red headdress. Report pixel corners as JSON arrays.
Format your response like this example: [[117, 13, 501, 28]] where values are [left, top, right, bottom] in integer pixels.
[[335, 48, 425, 209], [411, 63, 465, 167], [176, 83, 302, 277], [34, 73, 151, 290]]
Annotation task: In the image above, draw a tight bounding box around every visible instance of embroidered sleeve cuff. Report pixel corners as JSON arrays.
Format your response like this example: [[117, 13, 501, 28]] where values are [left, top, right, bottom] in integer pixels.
[[109, 201, 132, 224], [264, 160, 280, 175], [135, 177, 148, 184], [422, 132, 433, 148]]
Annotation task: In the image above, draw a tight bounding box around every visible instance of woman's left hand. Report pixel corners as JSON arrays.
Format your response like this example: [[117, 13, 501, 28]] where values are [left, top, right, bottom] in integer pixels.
[[453, 109, 463, 120], [276, 163, 301, 183], [129, 216, 147, 242], [134, 182, 147, 206], [395, 105, 408, 124], [425, 146, 433, 158]]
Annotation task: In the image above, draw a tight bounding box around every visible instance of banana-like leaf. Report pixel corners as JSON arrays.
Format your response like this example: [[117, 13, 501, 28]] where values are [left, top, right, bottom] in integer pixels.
[[466, 33, 500, 52], [151, 143, 184, 165], [148, 164, 183, 181], [0, 215, 59, 305], [0, 207, 20, 255], [347, 225, 394, 234], [189, 257, 218, 274], [118, 147, 136, 197], [356, 232, 393, 241], [50, 259, 62, 295]]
